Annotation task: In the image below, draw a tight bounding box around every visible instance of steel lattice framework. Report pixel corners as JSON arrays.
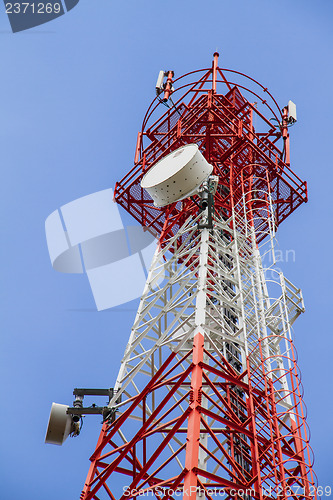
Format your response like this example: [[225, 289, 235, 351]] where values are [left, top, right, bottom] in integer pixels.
[[114, 54, 307, 247], [80, 54, 317, 500]]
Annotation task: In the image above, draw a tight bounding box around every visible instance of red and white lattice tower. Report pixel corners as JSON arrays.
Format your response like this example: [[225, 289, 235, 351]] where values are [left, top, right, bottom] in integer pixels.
[[80, 53, 317, 500]]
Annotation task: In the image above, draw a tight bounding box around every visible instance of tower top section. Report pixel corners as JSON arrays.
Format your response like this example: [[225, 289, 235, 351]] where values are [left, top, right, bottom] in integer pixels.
[[114, 53, 307, 244]]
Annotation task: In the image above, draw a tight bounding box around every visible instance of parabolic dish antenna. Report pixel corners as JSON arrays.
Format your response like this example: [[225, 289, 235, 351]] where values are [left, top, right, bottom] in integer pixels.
[[141, 144, 213, 207], [45, 403, 73, 446]]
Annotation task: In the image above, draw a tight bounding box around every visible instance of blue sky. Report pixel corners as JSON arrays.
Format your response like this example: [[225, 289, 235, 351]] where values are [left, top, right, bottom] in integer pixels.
[[0, 0, 332, 498]]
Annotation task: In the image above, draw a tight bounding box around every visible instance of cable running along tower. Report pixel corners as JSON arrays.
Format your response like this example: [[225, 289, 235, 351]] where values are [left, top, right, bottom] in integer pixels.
[[80, 54, 317, 500]]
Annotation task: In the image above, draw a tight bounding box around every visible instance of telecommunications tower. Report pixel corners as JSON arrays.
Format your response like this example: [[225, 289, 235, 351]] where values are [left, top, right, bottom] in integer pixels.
[[51, 53, 318, 499]]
